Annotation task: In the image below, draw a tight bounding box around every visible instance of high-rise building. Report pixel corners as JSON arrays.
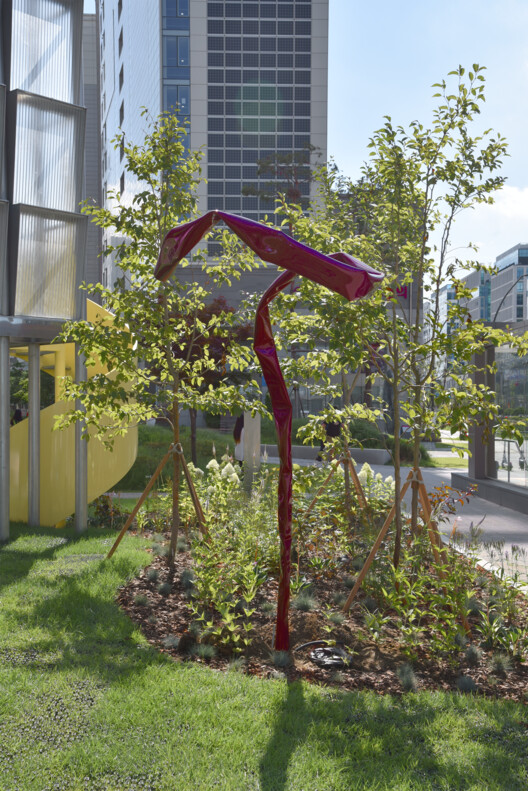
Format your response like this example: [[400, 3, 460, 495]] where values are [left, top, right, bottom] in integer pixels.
[[97, 0, 328, 295]]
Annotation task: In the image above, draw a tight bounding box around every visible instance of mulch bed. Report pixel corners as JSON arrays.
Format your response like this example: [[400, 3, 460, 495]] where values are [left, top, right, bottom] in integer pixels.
[[117, 541, 528, 702]]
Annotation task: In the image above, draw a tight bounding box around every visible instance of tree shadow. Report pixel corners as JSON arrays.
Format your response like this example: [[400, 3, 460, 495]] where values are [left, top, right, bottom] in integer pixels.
[[259, 680, 528, 791]]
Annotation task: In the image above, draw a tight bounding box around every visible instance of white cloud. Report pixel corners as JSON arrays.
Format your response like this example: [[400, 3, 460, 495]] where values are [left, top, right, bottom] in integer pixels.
[[443, 186, 528, 267]]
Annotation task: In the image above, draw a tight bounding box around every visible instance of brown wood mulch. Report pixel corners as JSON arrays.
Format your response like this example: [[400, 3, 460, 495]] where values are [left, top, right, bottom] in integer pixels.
[[116, 541, 528, 703]]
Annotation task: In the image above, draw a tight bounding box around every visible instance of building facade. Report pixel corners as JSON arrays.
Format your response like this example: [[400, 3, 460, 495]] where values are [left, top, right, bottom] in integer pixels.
[[97, 0, 328, 295], [0, 0, 88, 539]]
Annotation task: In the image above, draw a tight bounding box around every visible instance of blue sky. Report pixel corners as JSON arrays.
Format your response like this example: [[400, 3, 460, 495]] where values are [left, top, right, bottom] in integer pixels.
[[85, 0, 528, 265]]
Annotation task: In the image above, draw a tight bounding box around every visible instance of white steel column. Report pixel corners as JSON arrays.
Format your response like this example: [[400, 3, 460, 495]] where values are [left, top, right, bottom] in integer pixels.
[[74, 346, 87, 533], [0, 337, 10, 541], [28, 343, 40, 527]]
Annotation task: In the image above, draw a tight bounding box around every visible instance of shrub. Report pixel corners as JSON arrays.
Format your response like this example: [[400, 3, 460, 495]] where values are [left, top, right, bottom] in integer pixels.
[[397, 663, 418, 693]]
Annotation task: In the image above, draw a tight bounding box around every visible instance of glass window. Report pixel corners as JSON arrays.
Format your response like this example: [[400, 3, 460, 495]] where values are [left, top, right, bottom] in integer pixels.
[[208, 19, 224, 33], [243, 20, 259, 33], [208, 3, 223, 15], [209, 118, 224, 131], [260, 134, 275, 146], [209, 182, 224, 195], [226, 118, 240, 131], [242, 4, 259, 18], [244, 53, 259, 66], [208, 37, 224, 50], [178, 85, 190, 114], [225, 197, 241, 210], [278, 4, 294, 18], [278, 21, 294, 34], [295, 102, 310, 116], [518, 267, 524, 278], [243, 166, 258, 178], [208, 52, 224, 66], [279, 118, 293, 131], [243, 37, 259, 50], [278, 71, 294, 83], [517, 293, 524, 305], [295, 134, 310, 147], [261, 38, 276, 51], [208, 69, 224, 82], [295, 118, 310, 132], [295, 5, 311, 19], [517, 306, 524, 319], [226, 37, 242, 51], [278, 54, 293, 67], [226, 182, 241, 195], [208, 85, 224, 99], [517, 280, 524, 292], [226, 101, 240, 114], [208, 197, 223, 210], [226, 134, 242, 146], [209, 149, 224, 162], [243, 85, 259, 99], [295, 38, 311, 52], [225, 3, 242, 16], [261, 102, 276, 116], [208, 101, 224, 115], [243, 149, 259, 162], [242, 132, 259, 145], [243, 70, 259, 82], [226, 166, 241, 179], [260, 53, 276, 67], [296, 20, 311, 33], [226, 20, 242, 33], [277, 134, 293, 147], [278, 38, 294, 51], [178, 0, 189, 16], [208, 134, 224, 146], [226, 53, 242, 66], [208, 165, 224, 179], [261, 4, 277, 18], [226, 70, 242, 83], [261, 21, 277, 34], [295, 54, 311, 67], [295, 87, 310, 100], [295, 71, 311, 84], [226, 149, 242, 162]]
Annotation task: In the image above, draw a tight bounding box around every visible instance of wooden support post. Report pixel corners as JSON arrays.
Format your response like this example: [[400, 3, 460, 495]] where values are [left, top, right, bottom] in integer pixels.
[[342, 469, 414, 613], [345, 452, 368, 512], [298, 459, 340, 526], [107, 444, 176, 559], [175, 443, 207, 536]]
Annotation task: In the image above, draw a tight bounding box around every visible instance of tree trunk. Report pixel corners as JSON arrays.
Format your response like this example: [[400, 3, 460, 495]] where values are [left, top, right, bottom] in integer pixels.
[[189, 407, 197, 465], [169, 391, 181, 566]]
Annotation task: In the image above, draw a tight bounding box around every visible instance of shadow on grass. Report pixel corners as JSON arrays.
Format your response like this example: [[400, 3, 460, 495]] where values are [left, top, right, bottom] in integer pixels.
[[258, 680, 528, 791], [1, 524, 162, 682]]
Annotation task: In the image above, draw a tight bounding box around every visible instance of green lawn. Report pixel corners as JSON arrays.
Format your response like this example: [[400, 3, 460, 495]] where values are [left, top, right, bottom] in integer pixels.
[[1, 524, 528, 790]]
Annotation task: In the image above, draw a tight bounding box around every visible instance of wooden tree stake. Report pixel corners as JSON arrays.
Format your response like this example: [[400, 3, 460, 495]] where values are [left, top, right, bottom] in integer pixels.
[[106, 443, 207, 559]]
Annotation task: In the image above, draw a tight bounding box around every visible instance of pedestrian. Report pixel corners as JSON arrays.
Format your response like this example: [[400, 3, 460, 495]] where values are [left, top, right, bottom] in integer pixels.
[[233, 414, 244, 466]]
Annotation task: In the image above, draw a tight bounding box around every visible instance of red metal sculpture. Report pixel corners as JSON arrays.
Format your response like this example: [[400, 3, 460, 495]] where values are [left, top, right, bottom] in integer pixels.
[[155, 211, 383, 650]]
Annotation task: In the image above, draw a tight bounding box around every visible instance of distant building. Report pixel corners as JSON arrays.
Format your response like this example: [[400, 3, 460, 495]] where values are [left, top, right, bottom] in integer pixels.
[[96, 0, 328, 298]]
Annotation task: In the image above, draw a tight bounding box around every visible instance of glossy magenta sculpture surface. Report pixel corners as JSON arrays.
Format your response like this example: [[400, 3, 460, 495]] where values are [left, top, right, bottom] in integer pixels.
[[155, 211, 384, 650]]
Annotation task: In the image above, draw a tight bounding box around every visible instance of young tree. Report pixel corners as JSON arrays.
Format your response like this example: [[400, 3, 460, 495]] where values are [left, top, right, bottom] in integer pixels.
[[58, 111, 255, 561], [274, 66, 528, 563]]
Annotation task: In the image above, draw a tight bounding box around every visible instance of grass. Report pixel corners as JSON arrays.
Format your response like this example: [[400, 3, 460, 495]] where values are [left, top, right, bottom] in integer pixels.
[[426, 456, 469, 469], [1, 524, 528, 789], [115, 423, 236, 491]]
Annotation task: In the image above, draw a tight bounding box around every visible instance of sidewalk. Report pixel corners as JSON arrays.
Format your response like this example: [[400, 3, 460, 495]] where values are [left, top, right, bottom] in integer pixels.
[[265, 455, 528, 582]]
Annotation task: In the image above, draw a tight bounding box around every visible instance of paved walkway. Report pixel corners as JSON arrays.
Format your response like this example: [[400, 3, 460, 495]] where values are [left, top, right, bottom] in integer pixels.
[[265, 456, 528, 582]]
